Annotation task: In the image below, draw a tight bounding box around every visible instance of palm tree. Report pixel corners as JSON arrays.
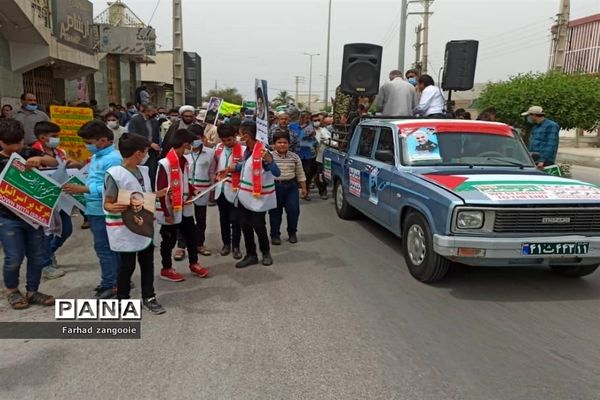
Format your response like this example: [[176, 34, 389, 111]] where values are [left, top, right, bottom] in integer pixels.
[[272, 90, 294, 107]]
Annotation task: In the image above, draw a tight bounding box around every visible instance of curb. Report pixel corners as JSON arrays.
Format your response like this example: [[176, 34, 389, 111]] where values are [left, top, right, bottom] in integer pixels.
[[557, 153, 600, 169]]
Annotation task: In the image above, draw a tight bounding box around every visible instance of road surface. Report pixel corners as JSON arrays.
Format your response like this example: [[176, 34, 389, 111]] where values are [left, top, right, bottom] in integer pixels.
[[1, 184, 600, 399]]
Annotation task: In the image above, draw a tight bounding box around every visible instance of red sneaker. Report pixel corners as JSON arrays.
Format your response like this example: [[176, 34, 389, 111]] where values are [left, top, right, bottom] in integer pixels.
[[189, 263, 210, 278], [160, 268, 186, 282]]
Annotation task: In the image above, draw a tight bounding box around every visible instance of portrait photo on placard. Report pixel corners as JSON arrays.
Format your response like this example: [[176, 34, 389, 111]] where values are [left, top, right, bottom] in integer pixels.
[[204, 97, 222, 125], [117, 190, 156, 238]]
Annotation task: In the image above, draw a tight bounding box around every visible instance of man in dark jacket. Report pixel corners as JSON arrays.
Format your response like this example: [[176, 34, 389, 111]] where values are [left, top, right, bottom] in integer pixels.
[[127, 103, 161, 188]]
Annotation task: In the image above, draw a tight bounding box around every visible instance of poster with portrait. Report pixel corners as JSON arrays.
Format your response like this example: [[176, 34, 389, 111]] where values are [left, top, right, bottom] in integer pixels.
[[204, 97, 222, 125], [117, 190, 156, 238], [255, 79, 269, 144], [403, 127, 442, 162]]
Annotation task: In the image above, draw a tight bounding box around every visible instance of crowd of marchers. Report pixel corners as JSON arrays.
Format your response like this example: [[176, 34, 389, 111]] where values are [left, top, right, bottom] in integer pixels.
[[0, 91, 338, 314]]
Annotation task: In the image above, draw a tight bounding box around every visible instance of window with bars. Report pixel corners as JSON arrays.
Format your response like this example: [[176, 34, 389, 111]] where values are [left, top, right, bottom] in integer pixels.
[[22, 66, 54, 110]]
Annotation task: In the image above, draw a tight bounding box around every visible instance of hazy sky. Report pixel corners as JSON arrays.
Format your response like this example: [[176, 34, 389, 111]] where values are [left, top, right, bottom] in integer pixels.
[[90, 0, 599, 100]]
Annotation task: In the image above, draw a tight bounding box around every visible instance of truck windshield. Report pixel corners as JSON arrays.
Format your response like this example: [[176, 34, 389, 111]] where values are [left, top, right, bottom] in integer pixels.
[[400, 130, 534, 167]]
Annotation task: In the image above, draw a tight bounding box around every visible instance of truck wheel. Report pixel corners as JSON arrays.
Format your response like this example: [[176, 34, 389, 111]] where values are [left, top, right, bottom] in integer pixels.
[[402, 211, 450, 283], [334, 180, 358, 220], [550, 265, 599, 278]]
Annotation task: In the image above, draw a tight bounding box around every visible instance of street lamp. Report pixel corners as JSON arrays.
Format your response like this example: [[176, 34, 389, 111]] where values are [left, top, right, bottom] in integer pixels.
[[303, 52, 320, 111], [324, 0, 332, 110]]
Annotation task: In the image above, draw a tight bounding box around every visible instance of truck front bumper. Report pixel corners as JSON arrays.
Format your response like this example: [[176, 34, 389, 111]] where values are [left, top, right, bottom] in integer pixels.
[[433, 234, 600, 267]]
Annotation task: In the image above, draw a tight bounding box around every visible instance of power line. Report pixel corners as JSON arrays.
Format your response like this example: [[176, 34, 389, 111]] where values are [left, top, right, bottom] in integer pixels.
[[148, 0, 161, 25], [478, 36, 552, 63]]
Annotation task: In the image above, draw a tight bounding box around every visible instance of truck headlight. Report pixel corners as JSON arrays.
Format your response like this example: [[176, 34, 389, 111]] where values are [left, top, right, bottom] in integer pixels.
[[456, 210, 484, 229]]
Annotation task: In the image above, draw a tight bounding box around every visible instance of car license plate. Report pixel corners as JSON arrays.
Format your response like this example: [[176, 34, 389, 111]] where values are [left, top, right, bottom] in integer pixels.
[[522, 242, 589, 256]]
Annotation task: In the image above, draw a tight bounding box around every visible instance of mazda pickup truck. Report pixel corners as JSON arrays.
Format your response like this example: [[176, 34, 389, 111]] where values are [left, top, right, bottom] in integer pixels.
[[323, 118, 600, 282]]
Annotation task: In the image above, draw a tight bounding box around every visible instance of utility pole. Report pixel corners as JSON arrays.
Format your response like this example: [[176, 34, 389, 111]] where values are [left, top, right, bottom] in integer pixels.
[[421, 0, 431, 74], [294, 76, 305, 106], [414, 23, 422, 71], [552, 0, 570, 71], [303, 52, 319, 111], [172, 0, 184, 106], [324, 0, 332, 109], [398, 0, 408, 71]]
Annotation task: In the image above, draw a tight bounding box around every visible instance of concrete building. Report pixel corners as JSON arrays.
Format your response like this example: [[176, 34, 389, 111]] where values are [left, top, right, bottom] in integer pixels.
[[0, 0, 98, 111], [140, 50, 202, 108], [87, 0, 156, 108], [564, 14, 600, 74]]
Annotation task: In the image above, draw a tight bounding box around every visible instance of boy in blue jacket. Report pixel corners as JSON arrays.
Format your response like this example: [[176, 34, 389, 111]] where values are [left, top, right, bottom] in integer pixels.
[[63, 121, 123, 299]]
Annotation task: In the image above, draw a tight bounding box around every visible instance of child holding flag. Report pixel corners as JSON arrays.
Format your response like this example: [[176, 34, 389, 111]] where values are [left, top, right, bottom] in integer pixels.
[[175, 124, 216, 256], [103, 133, 167, 314], [0, 119, 57, 309], [214, 124, 244, 259], [156, 129, 210, 282], [31, 121, 83, 279], [218, 121, 280, 268]]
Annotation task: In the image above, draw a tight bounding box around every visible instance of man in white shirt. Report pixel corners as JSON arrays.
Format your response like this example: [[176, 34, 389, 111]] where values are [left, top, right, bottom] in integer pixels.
[[375, 70, 417, 116], [413, 74, 446, 117]]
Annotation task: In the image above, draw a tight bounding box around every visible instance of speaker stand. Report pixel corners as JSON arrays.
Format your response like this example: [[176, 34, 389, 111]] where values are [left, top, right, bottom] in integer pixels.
[[446, 89, 454, 117]]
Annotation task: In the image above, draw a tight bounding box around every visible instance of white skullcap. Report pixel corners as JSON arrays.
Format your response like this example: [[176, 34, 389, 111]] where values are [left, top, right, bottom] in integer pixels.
[[179, 105, 195, 114]]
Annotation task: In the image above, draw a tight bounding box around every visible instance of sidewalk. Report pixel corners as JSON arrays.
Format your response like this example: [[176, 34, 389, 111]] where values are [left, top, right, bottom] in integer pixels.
[[557, 147, 600, 168]]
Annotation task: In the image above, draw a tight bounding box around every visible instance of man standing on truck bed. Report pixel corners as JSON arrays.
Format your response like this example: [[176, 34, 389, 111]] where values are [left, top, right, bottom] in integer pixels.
[[375, 70, 417, 116]]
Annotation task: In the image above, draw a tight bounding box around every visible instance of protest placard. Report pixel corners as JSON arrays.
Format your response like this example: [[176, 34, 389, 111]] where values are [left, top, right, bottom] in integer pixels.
[[0, 153, 62, 227], [255, 79, 269, 143], [39, 166, 87, 212], [204, 97, 222, 125], [50, 105, 94, 162]]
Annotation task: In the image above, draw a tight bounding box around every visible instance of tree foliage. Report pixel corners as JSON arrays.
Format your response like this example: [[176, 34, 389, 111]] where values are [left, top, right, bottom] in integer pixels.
[[204, 87, 243, 105], [272, 90, 294, 108], [477, 72, 600, 132]]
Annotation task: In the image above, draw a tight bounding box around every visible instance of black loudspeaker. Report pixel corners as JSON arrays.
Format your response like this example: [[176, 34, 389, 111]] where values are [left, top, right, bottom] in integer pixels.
[[442, 40, 479, 91], [340, 43, 383, 96]]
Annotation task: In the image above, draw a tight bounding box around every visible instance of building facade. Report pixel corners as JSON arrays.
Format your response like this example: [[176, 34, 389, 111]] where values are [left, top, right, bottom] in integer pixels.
[[0, 0, 98, 111], [564, 14, 600, 74], [140, 50, 202, 108]]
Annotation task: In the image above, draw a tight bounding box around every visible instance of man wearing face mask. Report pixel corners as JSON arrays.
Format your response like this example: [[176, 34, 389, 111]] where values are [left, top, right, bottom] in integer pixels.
[[522, 106, 560, 169], [160, 108, 180, 141], [375, 70, 417, 117], [127, 103, 162, 188], [161, 105, 197, 157], [14, 93, 49, 145], [405, 69, 420, 87]]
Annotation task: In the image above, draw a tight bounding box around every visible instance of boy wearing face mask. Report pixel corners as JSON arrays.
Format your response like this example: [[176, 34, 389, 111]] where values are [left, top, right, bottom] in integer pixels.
[[175, 124, 216, 256], [31, 121, 82, 279], [160, 108, 180, 141], [104, 111, 127, 150], [156, 129, 210, 282], [63, 121, 123, 299], [103, 133, 167, 314]]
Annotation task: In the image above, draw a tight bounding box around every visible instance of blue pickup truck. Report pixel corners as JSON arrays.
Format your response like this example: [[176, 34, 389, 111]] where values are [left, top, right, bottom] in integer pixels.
[[323, 118, 600, 282]]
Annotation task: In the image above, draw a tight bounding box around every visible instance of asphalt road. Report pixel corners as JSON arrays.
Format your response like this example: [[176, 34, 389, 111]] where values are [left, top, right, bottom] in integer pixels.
[[1, 186, 600, 399], [572, 165, 600, 186]]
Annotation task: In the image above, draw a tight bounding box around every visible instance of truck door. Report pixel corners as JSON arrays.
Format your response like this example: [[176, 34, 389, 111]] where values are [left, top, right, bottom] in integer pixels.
[[369, 126, 397, 228], [346, 125, 379, 218]]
